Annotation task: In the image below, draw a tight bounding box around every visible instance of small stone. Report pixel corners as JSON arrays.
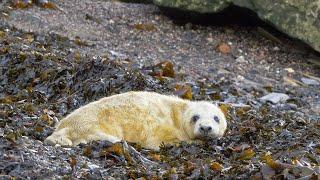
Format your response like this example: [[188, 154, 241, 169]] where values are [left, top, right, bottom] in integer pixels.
[[235, 56, 246, 63], [53, 117, 59, 124], [29, 149, 38, 153], [275, 103, 298, 111], [301, 77, 320, 85], [35, 140, 43, 145], [279, 119, 285, 126], [273, 46, 280, 51], [207, 37, 213, 43], [87, 163, 100, 170], [109, 50, 123, 57], [284, 68, 294, 73], [217, 43, 231, 54], [259, 93, 290, 104], [20, 136, 31, 144]]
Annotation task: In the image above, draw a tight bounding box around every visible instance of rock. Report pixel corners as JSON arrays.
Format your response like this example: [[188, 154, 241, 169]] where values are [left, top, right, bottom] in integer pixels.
[[275, 103, 298, 111], [235, 56, 246, 63], [284, 68, 294, 73], [87, 163, 100, 170], [259, 92, 290, 104], [273, 46, 280, 51], [217, 42, 231, 54], [153, 0, 320, 53], [109, 50, 125, 58], [301, 77, 320, 86]]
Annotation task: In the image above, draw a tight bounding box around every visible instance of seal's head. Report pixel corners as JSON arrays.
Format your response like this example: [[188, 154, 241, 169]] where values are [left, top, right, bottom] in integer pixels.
[[182, 101, 227, 140]]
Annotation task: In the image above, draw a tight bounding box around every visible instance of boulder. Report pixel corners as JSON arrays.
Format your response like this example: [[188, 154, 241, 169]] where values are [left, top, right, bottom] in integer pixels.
[[153, 0, 320, 53]]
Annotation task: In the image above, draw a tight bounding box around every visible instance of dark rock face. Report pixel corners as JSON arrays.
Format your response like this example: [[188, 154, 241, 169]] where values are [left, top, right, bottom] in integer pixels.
[[153, 0, 320, 53]]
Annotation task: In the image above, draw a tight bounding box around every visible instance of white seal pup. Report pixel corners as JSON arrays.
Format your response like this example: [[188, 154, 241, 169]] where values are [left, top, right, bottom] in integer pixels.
[[45, 91, 227, 150]]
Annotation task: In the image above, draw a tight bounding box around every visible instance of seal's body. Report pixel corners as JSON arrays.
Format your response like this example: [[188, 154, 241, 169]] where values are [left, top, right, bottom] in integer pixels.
[[45, 91, 227, 150]]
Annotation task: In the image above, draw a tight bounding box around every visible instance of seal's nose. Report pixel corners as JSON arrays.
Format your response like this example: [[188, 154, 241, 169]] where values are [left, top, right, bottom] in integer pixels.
[[199, 125, 212, 134]]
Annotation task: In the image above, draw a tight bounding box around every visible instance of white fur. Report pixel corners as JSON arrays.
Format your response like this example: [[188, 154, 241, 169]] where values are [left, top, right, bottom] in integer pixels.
[[45, 91, 227, 150]]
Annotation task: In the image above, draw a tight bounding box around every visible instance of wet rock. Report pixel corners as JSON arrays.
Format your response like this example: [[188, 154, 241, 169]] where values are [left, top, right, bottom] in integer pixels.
[[274, 103, 298, 111], [153, 0, 320, 53], [235, 55, 246, 63], [216, 42, 231, 54], [87, 163, 100, 170], [284, 68, 294, 73], [301, 77, 320, 86], [259, 92, 290, 104]]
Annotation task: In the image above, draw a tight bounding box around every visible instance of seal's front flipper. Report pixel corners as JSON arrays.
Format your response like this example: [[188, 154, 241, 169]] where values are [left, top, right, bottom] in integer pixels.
[[44, 128, 73, 146]]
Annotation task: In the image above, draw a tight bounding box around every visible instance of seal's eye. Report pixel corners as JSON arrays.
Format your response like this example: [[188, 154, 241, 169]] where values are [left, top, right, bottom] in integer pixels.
[[214, 116, 220, 123], [191, 115, 200, 123]]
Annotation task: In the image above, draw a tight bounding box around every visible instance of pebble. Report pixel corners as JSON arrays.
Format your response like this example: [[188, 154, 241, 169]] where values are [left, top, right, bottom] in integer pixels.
[[207, 37, 213, 43], [87, 163, 100, 170], [109, 50, 124, 57], [235, 56, 246, 63], [275, 103, 298, 111], [284, 68, 294, 73], [301, 77, 320, 85], [259, 92, 290, 104], [273, 46, 280, 51], [279, 119, 286, 126], [29, 149, 38, 153]]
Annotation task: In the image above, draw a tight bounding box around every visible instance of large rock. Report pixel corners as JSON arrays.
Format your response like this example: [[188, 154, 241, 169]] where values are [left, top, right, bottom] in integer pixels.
[[153, 0, 320, 53]]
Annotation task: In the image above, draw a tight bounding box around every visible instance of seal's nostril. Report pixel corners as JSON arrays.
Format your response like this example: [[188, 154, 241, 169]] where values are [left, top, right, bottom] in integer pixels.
[[200, 126, 212, 133]]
